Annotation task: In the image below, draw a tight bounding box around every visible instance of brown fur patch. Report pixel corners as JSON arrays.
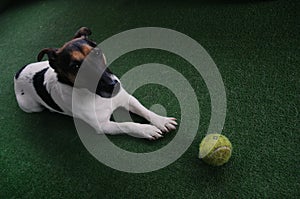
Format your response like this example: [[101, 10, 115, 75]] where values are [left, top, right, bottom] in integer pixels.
[[71, 51, 85, 60], [81, 44, 93, 55]]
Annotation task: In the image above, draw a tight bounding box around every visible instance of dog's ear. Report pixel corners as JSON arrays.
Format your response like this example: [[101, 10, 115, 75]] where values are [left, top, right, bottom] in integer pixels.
[[37, 48, 58, 68], [37, 48, 57, 61], [73, 27, 92, 39]]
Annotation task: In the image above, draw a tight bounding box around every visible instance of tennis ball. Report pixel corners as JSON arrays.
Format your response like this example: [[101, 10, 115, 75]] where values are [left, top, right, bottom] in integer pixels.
[[199, 134, 232, 166]]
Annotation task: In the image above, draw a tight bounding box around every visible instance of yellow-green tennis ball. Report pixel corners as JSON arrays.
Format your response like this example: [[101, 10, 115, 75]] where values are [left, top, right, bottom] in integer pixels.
[[199, 134, 232, 166]]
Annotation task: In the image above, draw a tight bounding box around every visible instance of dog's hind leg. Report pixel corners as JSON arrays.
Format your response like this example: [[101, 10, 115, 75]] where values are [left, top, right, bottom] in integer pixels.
[[14, 77, 44, 113]]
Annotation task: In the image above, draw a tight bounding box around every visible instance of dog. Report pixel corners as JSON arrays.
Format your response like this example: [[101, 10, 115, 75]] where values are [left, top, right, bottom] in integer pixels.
[[14, 27, 177, 140]]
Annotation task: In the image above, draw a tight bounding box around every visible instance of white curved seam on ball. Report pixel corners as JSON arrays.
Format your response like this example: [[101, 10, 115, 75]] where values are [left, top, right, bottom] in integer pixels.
[[207, 146, 231, 159]]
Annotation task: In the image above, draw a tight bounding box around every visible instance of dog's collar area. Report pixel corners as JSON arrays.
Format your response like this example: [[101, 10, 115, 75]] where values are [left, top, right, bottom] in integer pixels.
[[57, 75, 74, 87]]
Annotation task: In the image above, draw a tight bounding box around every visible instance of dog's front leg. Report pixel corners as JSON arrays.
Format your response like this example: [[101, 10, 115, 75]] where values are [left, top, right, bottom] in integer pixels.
[[73, 106, 163, 140], [98, 122, 163, 140], [125, 95, 178, 133]]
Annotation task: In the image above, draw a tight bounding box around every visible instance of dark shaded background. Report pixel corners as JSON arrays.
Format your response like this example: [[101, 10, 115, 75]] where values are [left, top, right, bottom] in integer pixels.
[[0, 0, 299, 198]]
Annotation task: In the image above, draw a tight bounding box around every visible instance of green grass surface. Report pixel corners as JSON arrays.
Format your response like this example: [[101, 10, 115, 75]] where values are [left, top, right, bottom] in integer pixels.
[[0, 0, 299, 198]]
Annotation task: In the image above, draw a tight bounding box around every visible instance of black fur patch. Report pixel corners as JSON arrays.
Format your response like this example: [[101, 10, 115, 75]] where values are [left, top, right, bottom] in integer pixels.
[[15, 64, 28, 79], [96, 79, 120, 98], [33, 68, 63, 113]]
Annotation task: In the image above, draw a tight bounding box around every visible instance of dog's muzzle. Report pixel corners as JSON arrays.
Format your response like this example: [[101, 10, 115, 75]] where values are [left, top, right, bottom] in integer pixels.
[[97, 78, 120, 98]]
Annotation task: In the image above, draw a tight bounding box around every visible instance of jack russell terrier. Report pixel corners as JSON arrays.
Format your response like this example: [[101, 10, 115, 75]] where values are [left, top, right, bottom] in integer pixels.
[[14, 27, 177, 140]]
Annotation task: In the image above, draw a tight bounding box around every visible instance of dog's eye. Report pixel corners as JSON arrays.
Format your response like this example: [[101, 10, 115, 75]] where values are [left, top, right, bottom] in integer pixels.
[[70, 61, 82, 68], [70, 60, 82, 69]]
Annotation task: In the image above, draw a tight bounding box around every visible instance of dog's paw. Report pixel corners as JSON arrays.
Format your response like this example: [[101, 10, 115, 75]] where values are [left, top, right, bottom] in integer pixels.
[[129, 124, 163, 140], [150, 115, 178, 133]]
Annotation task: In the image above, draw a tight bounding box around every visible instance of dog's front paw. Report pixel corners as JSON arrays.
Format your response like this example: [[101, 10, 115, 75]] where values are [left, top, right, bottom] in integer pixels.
[[129, 124, 164, 141], [150, 115, 178, 133]]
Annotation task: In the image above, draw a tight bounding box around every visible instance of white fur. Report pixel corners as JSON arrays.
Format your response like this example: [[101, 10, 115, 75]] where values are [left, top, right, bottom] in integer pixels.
[[14, 61, 177, 140]]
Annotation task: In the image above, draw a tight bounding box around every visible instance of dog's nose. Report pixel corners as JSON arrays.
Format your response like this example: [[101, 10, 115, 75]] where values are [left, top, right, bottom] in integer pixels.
[[109, 79, 119, 86], [96, 76, 120, 98]]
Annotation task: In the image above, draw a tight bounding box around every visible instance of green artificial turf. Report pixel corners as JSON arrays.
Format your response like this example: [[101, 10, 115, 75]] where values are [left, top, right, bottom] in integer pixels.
[[0, 0, 299, 198]]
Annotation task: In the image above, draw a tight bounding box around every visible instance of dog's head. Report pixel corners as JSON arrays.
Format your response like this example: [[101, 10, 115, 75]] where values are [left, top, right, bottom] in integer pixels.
[[37, 27, 119, 97]]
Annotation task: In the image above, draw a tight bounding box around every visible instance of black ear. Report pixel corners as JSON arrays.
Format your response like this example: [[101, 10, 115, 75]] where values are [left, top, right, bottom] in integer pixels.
[[37, 48, 58, 67], [73, 27, 92, 39]]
